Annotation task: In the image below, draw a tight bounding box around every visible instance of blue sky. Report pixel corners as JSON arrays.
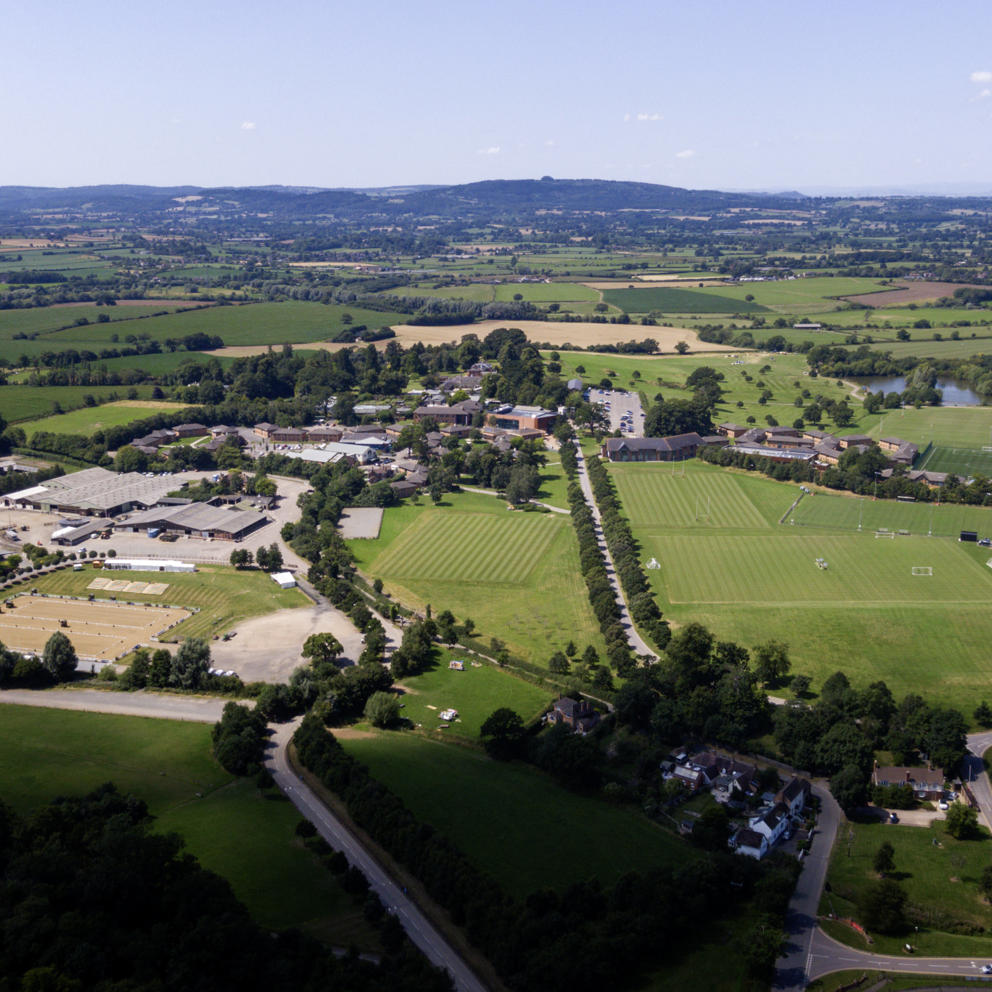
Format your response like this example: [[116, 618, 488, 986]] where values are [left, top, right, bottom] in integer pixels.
[[5, 0, 992, 192]]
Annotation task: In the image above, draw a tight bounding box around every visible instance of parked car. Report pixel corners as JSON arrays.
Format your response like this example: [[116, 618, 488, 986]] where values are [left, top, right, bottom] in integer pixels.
[[889, 812, 899, 823], [982, 964, 992, 974], [938, 801, 949, 810]]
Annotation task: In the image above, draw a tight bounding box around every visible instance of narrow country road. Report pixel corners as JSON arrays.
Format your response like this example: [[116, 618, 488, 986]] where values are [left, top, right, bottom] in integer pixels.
[[775, 733, 992, 987], [773, 782, 842, 990], [0, 688, 487, 992], [573, 443, 656, 660], [265, 720, 489, 992]]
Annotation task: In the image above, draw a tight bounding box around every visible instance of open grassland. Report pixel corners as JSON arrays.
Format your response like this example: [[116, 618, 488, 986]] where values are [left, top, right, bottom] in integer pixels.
[[338, 730, 691, 898], [865, 405, 992, 449], [0, 304, 197, 342], [349, 491, 606, 663], [609, 459, 992, 708], [809, 305, 992, 329], [405, 282, 599, 304], [554, 350, 867, 434], [609, 460, 787, 531], [603, 286, 767, 314], [821, 817, 992, 957], [859, 335, 992, 360], [78, 350, 236, 375], [395, 650, 551, 740], [8, 564, 307, 642], [0, 385, 162, 424], [789, 488, 992, 537], [0, 706, 374, 944], [41, 301, 412, 349], [651, 532, 992, 605], [25, 399, 189, 434]]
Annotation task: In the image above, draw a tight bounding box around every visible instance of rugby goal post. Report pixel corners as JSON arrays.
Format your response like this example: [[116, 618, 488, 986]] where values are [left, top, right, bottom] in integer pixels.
[[911, 566, 933, 576]]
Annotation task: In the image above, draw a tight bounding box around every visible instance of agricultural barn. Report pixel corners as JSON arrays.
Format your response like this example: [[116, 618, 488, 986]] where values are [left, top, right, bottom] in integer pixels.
[[602, 433, 725, 462], [3, 468, 177, 517], [104, 558, 196, 573], [51, 519, 105, 546], [485, 405, 557, 433], [121, 502, 268, 541]]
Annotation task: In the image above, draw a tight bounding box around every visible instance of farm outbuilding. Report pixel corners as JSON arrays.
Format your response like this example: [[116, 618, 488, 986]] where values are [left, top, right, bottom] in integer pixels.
[[271, 571, 296, 589]]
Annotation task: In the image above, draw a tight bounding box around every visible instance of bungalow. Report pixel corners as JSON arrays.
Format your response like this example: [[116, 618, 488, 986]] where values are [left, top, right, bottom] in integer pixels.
[[549, 696, 599, 734], [775, 777, 812, 818], [871, 764, 945, 801]]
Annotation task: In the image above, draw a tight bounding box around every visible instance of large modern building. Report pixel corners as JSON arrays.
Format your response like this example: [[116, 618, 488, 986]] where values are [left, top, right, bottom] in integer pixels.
[[3, 468, 178, 517], [485, 405, 557, 433], [602, 433, 726, 462], [120, 502, 269, 541]]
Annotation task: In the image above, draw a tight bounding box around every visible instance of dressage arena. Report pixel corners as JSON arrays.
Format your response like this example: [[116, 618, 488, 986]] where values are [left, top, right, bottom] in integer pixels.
[[0, 595, 191, 661]]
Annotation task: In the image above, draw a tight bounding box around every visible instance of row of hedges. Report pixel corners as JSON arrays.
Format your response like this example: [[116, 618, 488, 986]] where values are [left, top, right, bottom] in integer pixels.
[[585, 455, 669, 653]]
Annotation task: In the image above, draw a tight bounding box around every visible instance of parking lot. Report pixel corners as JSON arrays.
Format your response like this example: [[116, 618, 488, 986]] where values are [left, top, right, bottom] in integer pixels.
[[588, 388, 645, 436]]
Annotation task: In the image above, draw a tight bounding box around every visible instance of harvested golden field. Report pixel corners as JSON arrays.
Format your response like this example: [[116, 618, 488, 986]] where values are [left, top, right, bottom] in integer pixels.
[[843, 280, 984, 307], [211, 321, 728, 357]]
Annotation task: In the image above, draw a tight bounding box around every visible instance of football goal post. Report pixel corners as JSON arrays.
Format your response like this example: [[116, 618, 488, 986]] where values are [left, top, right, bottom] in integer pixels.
[[875, 530, 895, 539], [911, 566, 933, 576]]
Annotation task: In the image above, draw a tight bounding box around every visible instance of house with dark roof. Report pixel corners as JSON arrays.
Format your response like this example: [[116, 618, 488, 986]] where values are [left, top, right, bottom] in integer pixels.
[[602, 433, 720, 462], [253, 422, 279, 438], [871, 764, 945, 801], [173, 423, 209, 438], [775, 777, 811, 818], [549, 696, 599, 734], [734, 828, 769, 860]]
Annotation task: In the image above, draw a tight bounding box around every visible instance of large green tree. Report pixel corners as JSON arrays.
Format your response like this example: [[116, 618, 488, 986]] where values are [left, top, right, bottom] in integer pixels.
[[41, 631, 77, 682]]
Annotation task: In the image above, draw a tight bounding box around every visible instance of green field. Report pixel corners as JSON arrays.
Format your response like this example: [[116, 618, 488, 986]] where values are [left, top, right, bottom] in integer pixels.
[[919, 446, 992, 477], [395, 650, 550, 739], [864, 336, 992, 360], [603, 286, 767, 314], [338, 730, 690, 898], [42, 301, 413, 349], [0, 385, 162, 424], [0, 304, 196, 342], [866, 406, 992, 450], [0, 705, 374, 943], [25, 399, 190, 435], [789, 488, 992, 537], [821, 817, 992, 957], [9, 564, 308, 642], [349, 491, 606, 664], [652, 532, 992, 605], [608, 459, 992, 707]]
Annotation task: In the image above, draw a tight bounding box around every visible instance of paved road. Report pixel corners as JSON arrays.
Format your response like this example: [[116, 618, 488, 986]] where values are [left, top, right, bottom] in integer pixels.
[[773, 782, 842, 990], [573, 443, 655, 660], [808, 927, 992, 981], [265, 720, 488, 992], [0, 686, 229, 722], [966, 732, 992, 831]]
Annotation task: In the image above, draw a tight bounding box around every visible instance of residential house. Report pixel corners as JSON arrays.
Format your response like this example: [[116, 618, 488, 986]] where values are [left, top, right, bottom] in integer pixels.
[[748, 803, 791, 846], [549, 696, 599, 734], [775, 777, 811, 818], [734, 828, 769, 860], [871, 764, 945, 801]]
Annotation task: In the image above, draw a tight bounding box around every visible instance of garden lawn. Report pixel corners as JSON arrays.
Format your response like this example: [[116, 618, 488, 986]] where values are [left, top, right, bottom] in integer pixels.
[[6, 564, 308, 642], [25, 399, 190, 435], [820, 817, 992, 956], [395, 651, 551, 740], [0, 705, 373, 944], [349, 492, 606, 665], [337, 730, 690, 898]]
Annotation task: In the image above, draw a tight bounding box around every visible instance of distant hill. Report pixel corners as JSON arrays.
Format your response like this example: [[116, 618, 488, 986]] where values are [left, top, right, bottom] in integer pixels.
[[0, 178, 810, 225]]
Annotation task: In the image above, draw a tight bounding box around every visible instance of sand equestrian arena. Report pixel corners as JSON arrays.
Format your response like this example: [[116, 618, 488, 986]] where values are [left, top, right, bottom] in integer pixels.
[[0, 595, 191, 662]]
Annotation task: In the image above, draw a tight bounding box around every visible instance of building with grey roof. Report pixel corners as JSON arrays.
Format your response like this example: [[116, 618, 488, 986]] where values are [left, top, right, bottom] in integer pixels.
[[121, 502, 268, 541], [14, 469, 179, 517]]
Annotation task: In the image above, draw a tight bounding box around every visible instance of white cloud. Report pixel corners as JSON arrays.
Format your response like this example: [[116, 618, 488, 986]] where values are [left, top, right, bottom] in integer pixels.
[[477, 145, 500, 155], [240, 121, 257, 131], [675, 148, 695, 159], [544, 138, 556, 147], [970, 70, 992, 83], [636, 112, 662, 121], [979, 88, 992, 99]]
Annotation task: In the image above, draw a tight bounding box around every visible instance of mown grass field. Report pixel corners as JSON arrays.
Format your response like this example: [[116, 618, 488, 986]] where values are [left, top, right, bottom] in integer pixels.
[[789, 488, 992, 537], [866, 405, 992, 450], [863, 336, 992, 360], [42, 301, 413, 349], [603, 286, 767, 314], [608, 459, 992, 708], [348, 491, 606, 664], [25, 399, 190, 435], [0, 304, 196, 341], [0, 705, 374, 944], [0, 385, 162, 424], [8, 564, 308, 642], [338, 730, 691, 898], [394, 649, 551, 740], [652, 532, 992, 605], [920, 446, 992, 477], [820, 817, 992, 957]]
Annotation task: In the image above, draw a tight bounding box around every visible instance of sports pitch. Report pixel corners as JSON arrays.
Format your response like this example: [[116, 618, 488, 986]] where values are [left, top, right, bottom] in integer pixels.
[[917, 445, 992, 478], [0, 594, 190, 660]]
